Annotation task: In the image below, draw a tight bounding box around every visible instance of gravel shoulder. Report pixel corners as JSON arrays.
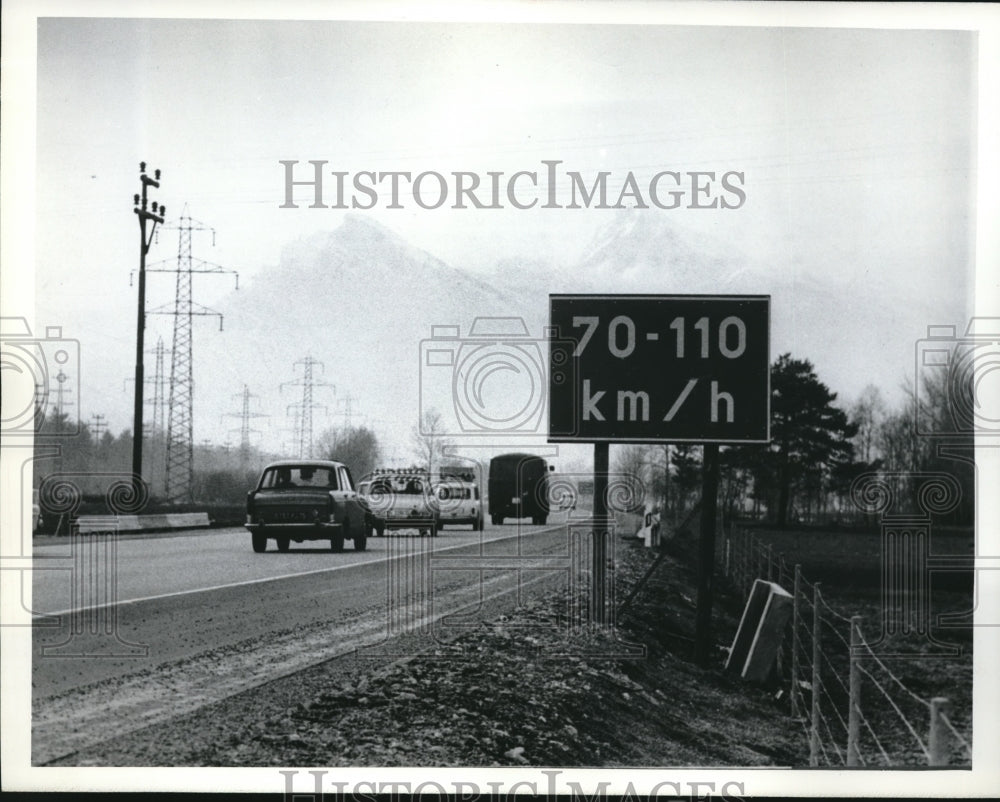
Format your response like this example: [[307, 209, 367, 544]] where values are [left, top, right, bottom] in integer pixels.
[[46, 531, 809, 768]]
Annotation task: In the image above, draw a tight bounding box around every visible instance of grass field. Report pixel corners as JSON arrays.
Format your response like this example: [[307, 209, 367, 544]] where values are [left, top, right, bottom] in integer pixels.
[[730, 524, 974, 766]]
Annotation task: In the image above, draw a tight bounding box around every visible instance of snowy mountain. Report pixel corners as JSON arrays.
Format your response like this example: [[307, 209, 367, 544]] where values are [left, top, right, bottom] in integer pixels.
[[198, 216, 538, 459], [191, 210, 966, 462]]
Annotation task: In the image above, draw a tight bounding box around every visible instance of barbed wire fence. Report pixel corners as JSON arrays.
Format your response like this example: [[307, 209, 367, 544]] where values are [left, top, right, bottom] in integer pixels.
[[722, 525, 972, 767]]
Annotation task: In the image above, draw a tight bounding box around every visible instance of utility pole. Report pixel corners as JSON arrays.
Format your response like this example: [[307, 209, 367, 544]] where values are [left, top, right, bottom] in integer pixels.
[[592, 442, 609, 626], [122, 337, 171, 494], [33, 381, 46, 428], [281, 356, 334, 459], [694, 443, 721, 666], [52, 370, 74, 433], [131, 162, 164, 488], [90, 414, 107, 440]]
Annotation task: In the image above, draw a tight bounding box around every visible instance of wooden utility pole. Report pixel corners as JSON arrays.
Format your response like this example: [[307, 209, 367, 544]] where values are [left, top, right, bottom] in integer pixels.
[[131, 162, 164, 490]]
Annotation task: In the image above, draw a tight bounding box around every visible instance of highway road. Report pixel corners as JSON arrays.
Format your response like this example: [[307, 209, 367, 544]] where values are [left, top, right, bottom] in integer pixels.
[[30, 517, 589, 764]]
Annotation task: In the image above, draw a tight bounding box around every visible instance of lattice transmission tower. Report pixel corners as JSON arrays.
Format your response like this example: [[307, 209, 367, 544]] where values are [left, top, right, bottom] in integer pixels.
[[223, 385, 269, 465], [337, 393, 360, 430], [282, 356, 334, 459], [145, 205, 238, 503], [145, 336, 172, 494], [122, 336, 171, 495], [148, 337, 170, 438]]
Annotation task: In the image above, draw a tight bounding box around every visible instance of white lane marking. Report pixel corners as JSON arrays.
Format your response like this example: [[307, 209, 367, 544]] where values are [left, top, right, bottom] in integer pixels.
[[37, 525, 565, 617]]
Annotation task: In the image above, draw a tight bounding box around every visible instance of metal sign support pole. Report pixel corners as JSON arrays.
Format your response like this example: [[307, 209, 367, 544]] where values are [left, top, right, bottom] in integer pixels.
[[694, 442, 720, 665], [592, 441, 609, 626]]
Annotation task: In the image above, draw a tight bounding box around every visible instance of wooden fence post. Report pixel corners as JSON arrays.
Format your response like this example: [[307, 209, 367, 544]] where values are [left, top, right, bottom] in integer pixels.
[[847, 615, 862, 766], [929, 697, 951, 766], [790, 564, 802, 718], [810, 582, 822, 766]]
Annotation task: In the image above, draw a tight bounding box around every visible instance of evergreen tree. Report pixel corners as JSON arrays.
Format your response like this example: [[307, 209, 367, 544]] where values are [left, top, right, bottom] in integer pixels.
[[769, 354, 857, 525], [670, 443, 702, 519], [732, 354, 858, 526]]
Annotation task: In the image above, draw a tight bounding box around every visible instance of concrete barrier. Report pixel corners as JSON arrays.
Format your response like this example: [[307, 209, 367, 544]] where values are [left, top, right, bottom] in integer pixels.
[[75, 512, 211, 534]]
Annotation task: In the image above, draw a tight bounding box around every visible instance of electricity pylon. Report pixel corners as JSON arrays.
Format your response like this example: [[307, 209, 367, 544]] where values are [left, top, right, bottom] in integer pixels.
[[144, 204, 238, 503], [281, 356, 334, 459]]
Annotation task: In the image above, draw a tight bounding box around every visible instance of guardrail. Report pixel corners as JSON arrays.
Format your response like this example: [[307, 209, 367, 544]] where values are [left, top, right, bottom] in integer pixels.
[[75, 512, 211, 534]]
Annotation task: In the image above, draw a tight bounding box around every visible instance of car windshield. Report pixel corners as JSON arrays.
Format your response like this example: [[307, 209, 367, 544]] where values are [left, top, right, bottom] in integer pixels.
[[399, 477, 425, 494], [261, 466, 338, 489], [437, 485, 472, 500], [364, 475, 428, 495]]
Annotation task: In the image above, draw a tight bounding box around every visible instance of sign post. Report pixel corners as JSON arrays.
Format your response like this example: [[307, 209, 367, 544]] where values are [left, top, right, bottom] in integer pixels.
[[592, 441, 609, 625], [549, 294, 770, 658], [694, 442, 720, 665]]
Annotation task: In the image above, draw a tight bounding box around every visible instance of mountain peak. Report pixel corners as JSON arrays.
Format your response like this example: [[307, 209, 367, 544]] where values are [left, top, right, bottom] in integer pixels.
[[581, 211, 706, 270]]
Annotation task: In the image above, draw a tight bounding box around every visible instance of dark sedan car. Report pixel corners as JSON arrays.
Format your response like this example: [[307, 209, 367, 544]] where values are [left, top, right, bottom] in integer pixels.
[[245, 459, 368, 553]]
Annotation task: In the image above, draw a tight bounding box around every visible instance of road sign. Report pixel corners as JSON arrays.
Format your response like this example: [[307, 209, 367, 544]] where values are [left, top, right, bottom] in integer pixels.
[[549, 294, 770, 443]]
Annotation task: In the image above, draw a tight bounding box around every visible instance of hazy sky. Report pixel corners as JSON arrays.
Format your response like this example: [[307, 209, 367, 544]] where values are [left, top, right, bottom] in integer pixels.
[[17, 9, 987, 451], [36, 20, 974, 275]]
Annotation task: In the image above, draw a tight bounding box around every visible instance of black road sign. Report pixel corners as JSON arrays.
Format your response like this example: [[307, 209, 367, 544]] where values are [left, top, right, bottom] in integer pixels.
[[548, 294, 770, 443]]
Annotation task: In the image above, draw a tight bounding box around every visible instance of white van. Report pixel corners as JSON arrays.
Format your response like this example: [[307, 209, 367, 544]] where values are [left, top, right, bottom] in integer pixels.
[[431, 480, 483, 531]]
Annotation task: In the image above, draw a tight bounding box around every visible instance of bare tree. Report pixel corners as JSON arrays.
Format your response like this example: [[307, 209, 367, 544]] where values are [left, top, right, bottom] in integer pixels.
[[317, 425, 382, 480], [410, 408, 454, 475], [611, 443, 649, 483], [611, 443, 654, 514], [850, 383, 888, 465]]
